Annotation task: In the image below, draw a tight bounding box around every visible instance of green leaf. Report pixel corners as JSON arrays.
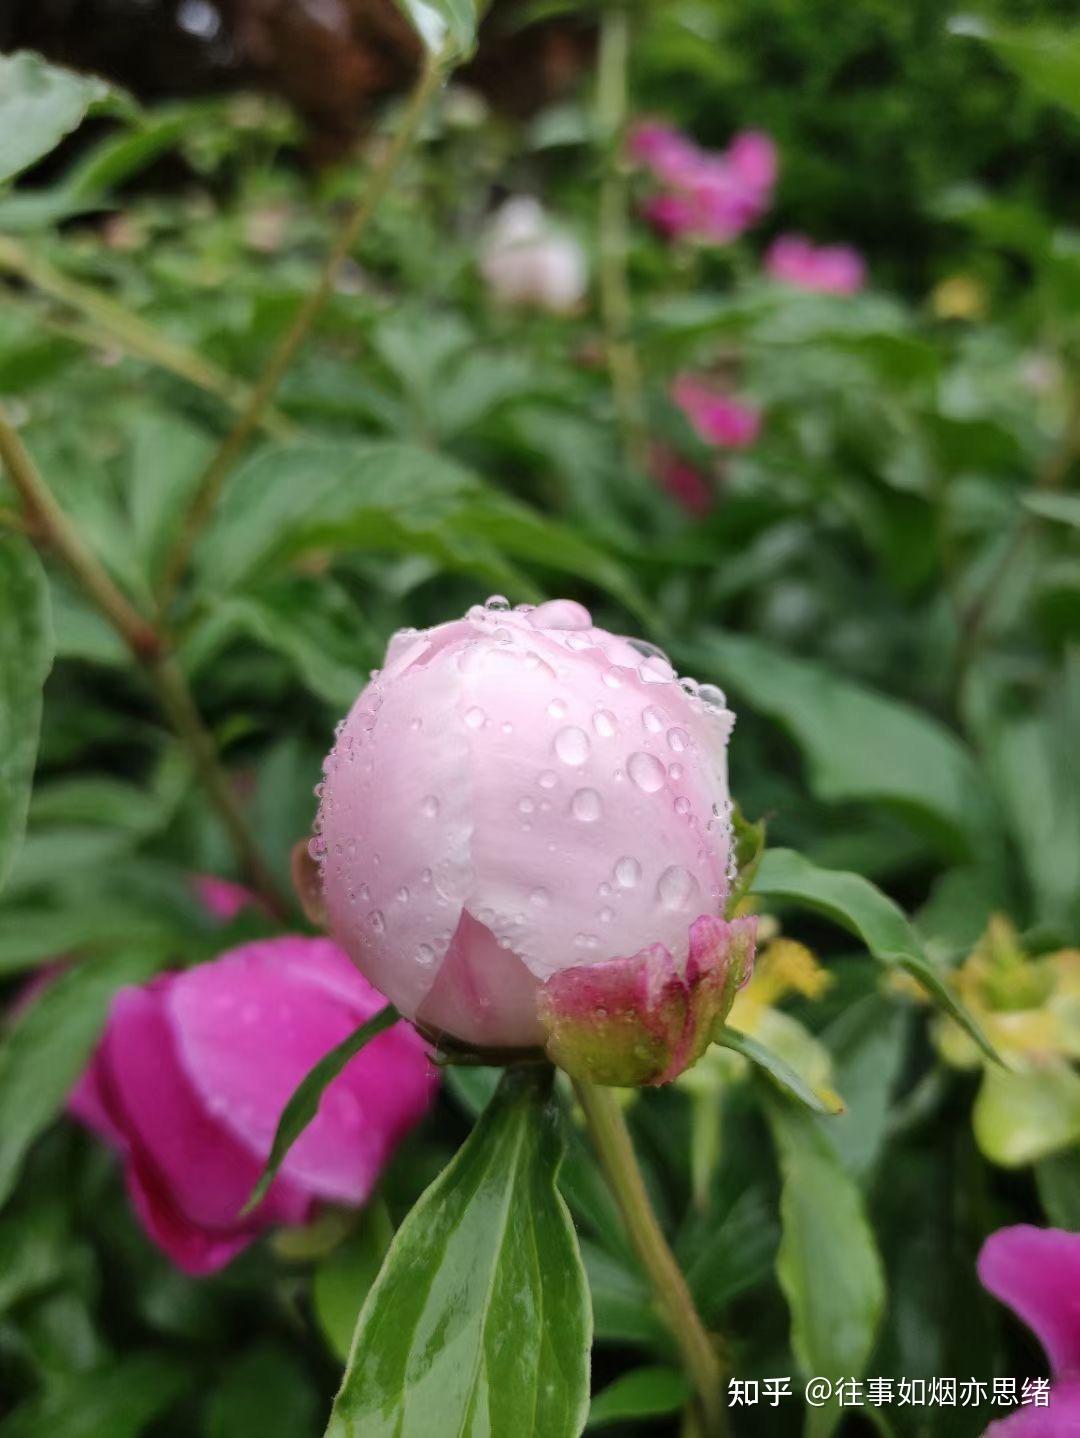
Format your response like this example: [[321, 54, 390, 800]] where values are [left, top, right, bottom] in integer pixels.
[[205, 1344, 320, 1438], [820, 996, 908, 1180], [0, 52, 130, 186], [244, 1005, 399, 1215], [126, 408, 213, 587], [0, 536, 53, 894], [1035, 1146, 1080, 1229], [195, 442, 505, 593], [0, 1353, 188, 1438], [750, 848, 997, 1062], [716, 1026, 842, 1115], [951, 16, 1080, 119], [980, 662, 1080, 933], [0, 948, 164, 1207], [973, 1062, 1080, 1169], [764, 1092, 885, 1438], [1023, 491, 1080, 530], [682, 1186, 779, 1324], [393, 0, 480, 59], [585, 1367, 690, 1430], [314, 1202, 395, 1362], [326, 1067, 591, 1438], [684, 633, 991, 861]]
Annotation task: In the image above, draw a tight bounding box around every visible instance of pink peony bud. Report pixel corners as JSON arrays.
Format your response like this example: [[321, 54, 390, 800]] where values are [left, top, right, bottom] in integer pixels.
[[672, 374, 762, 450], [650, 443, 715, 518], [192, 873, 259, 922], [479, 197, 588, 314], [316, 599, 756, 1085], [764, 233, 866, 295], [69, 937, 436, 1275]]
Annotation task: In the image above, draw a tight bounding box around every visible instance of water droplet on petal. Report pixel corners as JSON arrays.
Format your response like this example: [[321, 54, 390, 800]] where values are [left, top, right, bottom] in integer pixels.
[[554, 726, 590, 766], [628, 751, 666, 793], [517, 796, 536, 817], [548, 698, 568, 720], [538, 770, 558, 790], [529, 887, 550, 907], [614, 856, 641, 889], [421, 794, 440, 818], [642, 705, 666, 734], [571, 787, 602, 822], [657, 865, 699, 910], [697, 683, 726, 710], [465, 705, 486, 729], [667, 727, 689, 752], [486, 594, 510, 611], [674, 796, 691, 817], [592, 709, 617, 738], [602, 667, 624, 689]]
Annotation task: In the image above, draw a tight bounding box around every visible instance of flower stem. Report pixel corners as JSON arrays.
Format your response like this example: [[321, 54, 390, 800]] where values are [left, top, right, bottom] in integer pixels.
[[157, 54, 447, 611], [595, 4, 649, 474], [0, 406, 289, 918], [573, 1079, 726, 1435]]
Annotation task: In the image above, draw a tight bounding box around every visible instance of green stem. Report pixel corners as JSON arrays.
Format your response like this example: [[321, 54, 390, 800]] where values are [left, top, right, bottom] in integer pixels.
[[574, 1080, 726, 1436], [0, 236, 292, 439], [157, 54, 447, 610], [595, 5, 649, 474], [0, 406, 289, 918]]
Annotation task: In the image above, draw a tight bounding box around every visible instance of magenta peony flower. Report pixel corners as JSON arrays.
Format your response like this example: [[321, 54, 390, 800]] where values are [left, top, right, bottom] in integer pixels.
[[672, 375, 762, 450], [978, 1225, 1080, 1435], [478, 197, 588, 314], [70, 937, 436, 1275], [650, 444, 715, 518], [630, 121, 777, 244], [315, 598, 755, 1086], [764, 233, 866, 295]]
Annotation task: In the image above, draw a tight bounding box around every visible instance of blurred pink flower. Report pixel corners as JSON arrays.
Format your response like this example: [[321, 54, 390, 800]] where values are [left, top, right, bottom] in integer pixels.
[[978, 1225, 1080, 1435], [764, 233, 866, 295], [672, 375, 762, 449], [630, 121, 777, 244], [70, 937, 436, 1275], [192, 874, 259, 923], [650, 444, 715, 518]]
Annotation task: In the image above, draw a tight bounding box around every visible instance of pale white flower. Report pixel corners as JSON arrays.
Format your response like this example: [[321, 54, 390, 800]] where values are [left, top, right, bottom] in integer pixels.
[[479, 197, 588, 314]]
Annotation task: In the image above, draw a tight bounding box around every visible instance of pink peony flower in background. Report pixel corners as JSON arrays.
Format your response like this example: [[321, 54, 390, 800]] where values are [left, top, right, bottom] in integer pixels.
[[192, 874, 258, 923], [978, 1225, 1080, 1435], [479, 197, 588, 314], [630, 121, 777, 244], [70, 937, 436, 1275], [315, 598, 755, 1086], [672, 374, 762, 449], [764, 233, 866, 295], [650, 444, 715, 518]]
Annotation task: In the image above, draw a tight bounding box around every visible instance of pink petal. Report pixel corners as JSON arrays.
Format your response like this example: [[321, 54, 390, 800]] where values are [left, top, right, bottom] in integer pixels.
[[416, 909, 544, 1048], [167, 938, 437, 1206], [979, 1227, 1080, 1376], [122, 1159, 262, 1277], [98, 984, 309, 1233], [984, 1379, 1080, 1436]]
